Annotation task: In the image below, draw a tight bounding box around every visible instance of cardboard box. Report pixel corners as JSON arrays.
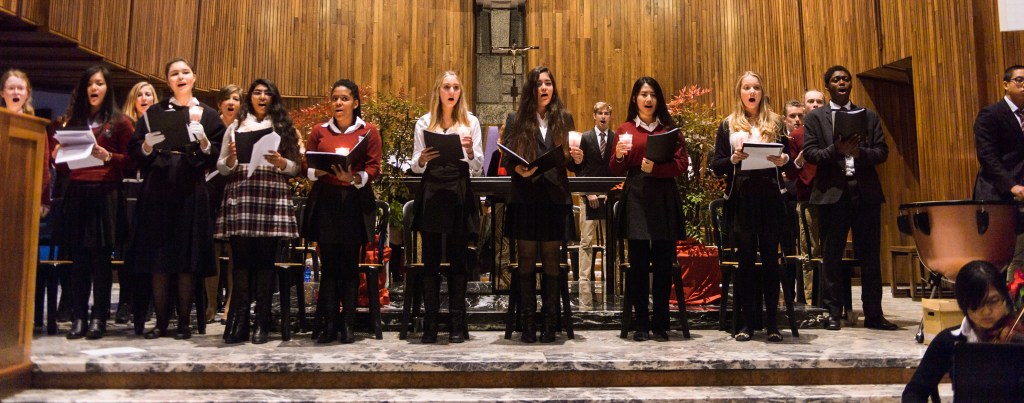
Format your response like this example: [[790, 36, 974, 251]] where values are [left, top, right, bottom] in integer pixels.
[[922, 298, 964, 345]]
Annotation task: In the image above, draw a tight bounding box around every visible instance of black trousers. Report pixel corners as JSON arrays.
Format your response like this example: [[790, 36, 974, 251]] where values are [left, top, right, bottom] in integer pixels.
[[627, 239, 674, 333], [818, 196, 883, 319], [70, 246, 114, 321], [735, 229, 781, 331], [228, 237, 280, 328]]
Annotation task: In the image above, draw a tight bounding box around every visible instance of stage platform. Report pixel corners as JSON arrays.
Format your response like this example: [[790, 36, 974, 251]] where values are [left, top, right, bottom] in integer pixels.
[[7, 286, 947, 402]]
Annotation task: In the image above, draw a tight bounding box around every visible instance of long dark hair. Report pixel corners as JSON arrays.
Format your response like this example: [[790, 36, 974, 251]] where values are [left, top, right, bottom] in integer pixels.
[[69, 65, 121, 127], [330, 79, 362, 119], [955, 260, 1013, 315], [505, 66, 572, 161], [625, 76, 675, 129], [239, 78, 298, 161]]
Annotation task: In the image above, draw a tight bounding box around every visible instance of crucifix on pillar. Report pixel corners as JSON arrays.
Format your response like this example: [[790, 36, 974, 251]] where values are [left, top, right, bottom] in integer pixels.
[[491, 42, 539, 111]]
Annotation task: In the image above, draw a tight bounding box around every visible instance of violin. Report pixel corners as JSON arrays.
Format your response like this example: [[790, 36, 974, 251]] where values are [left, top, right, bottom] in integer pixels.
[[994, 308, 1024, 344]]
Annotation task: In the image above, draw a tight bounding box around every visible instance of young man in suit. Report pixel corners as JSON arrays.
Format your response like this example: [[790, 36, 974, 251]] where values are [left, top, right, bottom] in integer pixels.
[[973, 65, 1024, 276], [575, 101, 614, 309], [803, 65, 896, 331]]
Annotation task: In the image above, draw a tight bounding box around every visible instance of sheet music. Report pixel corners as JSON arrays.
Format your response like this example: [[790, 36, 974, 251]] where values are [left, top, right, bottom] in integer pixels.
[[739, 142, 783, 171], [247, 133, 281, 178], [54, 128, 103, 169]]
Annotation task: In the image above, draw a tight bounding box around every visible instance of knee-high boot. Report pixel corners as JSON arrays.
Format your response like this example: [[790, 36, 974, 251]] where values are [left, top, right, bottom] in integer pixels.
[[518, 271, 537, 343], [448, 271, 468, 343], [340, 276, 358, 344], [314, 275, 338, 344], [251, 268, 273, 344], [540, 274, 560, 343], [420, 271, 440, 343]]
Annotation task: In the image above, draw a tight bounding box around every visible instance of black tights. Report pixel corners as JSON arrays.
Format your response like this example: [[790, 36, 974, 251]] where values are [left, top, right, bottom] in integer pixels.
[[516, 240, 561, 277], [151, 272, 195, 332], [627, 240, 674, 333], [229, 237, 280, 330], [317, 243, 361, 326], [70, 246, 113, 322], [734, 230, 781, 333]]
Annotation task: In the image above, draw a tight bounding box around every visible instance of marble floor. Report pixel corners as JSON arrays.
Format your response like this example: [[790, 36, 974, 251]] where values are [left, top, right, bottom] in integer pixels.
[[12, 286, 947, 402]]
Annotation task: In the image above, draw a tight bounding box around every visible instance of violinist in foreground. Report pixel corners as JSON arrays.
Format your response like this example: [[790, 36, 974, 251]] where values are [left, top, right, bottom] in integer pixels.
[[903, 260, 1024, 402]]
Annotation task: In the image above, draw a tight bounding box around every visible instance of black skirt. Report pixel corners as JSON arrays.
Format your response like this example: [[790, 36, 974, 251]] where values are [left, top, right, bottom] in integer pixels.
[[301, 182, 370, 245], [617, 172, 685, 241], [58, 181, 127, 248], [413, 161, 479, 236], [725, 169, 787, 235], [503, 202, 571, 242]]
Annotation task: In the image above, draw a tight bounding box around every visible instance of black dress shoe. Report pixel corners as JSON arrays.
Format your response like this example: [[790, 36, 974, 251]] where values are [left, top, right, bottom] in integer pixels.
[[174, 328, 192, 340], [66, 319, 86, 340], [449, 332, 465, 344], [340, 324, 355, 344], [864, 317, 898, 330], [144, 328, 167, 339], [85, 319, 106, 340], [633, 331, 649, 342], [114, 304, 130, 324], [251, 330, 269, 344], [651, 330, 669, 342], [825, 317, 842, 331]]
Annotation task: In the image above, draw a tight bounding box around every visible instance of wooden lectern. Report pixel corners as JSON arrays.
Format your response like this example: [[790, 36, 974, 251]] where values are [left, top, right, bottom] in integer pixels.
[[0, 109, 48, 394]]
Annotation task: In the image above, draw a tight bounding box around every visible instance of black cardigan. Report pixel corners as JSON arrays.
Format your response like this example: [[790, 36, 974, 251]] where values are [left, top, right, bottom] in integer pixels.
[[902, 326, 962, 402]]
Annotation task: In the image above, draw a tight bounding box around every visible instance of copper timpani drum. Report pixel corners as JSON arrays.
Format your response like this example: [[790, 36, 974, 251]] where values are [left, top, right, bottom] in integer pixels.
[[898, 200, 1021, 280]]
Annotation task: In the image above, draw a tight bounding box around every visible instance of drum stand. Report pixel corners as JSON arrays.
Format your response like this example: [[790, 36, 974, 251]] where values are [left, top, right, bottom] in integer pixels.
[[915, 271, 946, 343]]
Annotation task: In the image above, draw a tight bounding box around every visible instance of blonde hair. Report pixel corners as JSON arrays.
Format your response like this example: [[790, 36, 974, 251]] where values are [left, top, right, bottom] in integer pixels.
[[593, 101, 612, 114], [122, 81, 159, 122], [1, 69, 34, 115], [426, 71, 471, 132], [727, 71, 781, 142]]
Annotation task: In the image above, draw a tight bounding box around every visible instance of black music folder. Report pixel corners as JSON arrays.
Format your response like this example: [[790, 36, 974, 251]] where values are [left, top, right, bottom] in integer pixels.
[[423, 130, 464, 163], [305, 137, 368, 172], [235, 127, 275, 164], [143, 108, 191, 150], [833, 108, 868, 143], [644, 128, 681, 164], [497, 143, 565, 173]]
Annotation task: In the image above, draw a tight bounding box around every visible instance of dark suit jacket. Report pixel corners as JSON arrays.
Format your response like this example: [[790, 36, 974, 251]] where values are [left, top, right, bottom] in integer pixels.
[[501, 112, 576, 204], [802, 104, 888, 205], [575, 128, 614, 177], [972, 99, 1024, 201]]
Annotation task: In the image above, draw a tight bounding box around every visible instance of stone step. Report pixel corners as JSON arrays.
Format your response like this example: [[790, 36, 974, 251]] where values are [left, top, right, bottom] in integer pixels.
[[5, 385, 953, 402]]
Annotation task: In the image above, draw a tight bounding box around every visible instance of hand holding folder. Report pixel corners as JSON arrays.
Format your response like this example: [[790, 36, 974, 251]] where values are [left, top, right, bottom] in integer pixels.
[[644, 128, 681, 164], [497, 143, 565, 174], [423, 130, 465, 163], [306, 136, 368, 173]]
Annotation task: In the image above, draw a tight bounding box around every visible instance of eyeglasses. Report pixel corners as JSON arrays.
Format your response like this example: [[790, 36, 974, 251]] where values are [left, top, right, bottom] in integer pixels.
[[1008, 77, 1024, 86]]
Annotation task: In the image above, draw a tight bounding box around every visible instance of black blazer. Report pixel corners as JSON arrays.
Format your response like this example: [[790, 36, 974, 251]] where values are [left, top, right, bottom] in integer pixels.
[[802, 104, 888, 205], [574, 128, 614, 177], [501, 112, 576, 204], [972, 100, 1024, 201]]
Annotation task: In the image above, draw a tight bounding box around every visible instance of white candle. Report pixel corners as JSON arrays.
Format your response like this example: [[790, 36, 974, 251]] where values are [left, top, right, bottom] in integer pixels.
[[336, 147, 350, 155], [568, 131, 582, 148], [619, 133, 633, 151]]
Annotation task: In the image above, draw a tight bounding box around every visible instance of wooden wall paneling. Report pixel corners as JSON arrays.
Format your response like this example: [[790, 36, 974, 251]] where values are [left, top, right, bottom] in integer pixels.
[[47, 0, 82, 42], [194, 0, 249, 93], [1, 0, 16, 16], [126, 0, 200, 83], [18, 0, 47, 25], [972, 0, 1007, 105], [45, 0, 133, 66], [877, 0, 911, 64]]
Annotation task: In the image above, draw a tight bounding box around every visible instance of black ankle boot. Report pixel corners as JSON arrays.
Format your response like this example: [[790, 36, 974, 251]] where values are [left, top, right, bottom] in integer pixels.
[[340, 279, 358, 344], [540, 274, 559, 343], [518, 273, 537, 343], [66, 319, 86, 339], [85, 318, 106, 340], [316, 319, 338, 344], [224, 309, 250, 344], [251, 325, 269, 344], [520, 313, 537, 343]]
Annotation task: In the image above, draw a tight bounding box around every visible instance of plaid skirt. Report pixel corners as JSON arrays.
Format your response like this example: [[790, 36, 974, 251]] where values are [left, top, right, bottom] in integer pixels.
[[215, 166, 298, 239]]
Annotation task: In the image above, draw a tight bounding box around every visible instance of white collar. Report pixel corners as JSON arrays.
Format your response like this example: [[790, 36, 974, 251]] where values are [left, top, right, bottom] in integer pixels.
[[169, 97, 200, 108], [829, 100, 853, 111], [537, 113, 548, 129], [1005, 96, 1022, 114], [951, 317, 980, 343], [634, 116, 660, 132], [322, 116, 366, 134], [238, 113, 274, 131], [594, 126, 610, 136]]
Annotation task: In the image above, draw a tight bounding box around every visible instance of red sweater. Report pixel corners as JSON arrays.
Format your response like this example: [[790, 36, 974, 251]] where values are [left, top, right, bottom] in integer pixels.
[[787, 127, 817, 202], [304, 119, 382, 187], [609, 121, 688, 178], [56, 115, 135, 182]]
